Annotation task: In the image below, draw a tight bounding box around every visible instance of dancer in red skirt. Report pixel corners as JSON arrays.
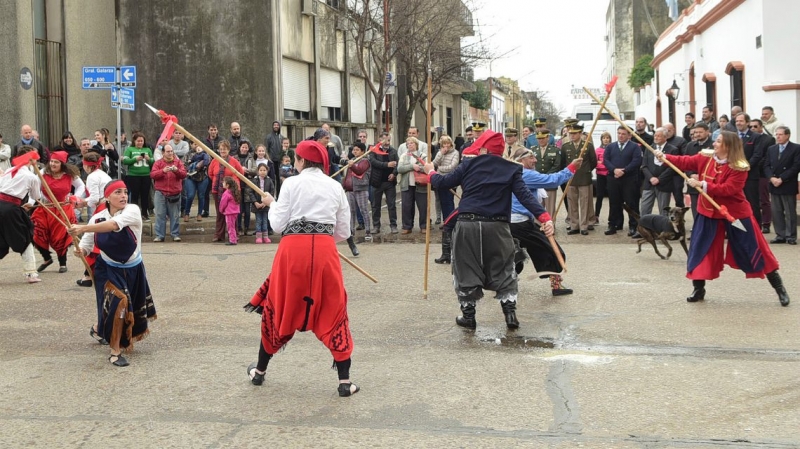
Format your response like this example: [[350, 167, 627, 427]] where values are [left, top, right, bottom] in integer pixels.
[[32, 151, 85, 273], [656, 130, 790, 306], [244, 140, 358, 397]]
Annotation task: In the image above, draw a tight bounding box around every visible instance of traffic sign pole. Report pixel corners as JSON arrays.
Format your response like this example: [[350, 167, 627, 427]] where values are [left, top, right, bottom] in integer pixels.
[[116, 67, 122, 180]]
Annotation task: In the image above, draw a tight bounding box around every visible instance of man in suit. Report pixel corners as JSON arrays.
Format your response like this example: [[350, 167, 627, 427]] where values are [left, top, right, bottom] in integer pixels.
[[663, 123, 687, 207], [750, 118, 776, 233], [734, 113, 765, 225], [764, 126, 800, 245], [682, 123, 713, 218], [603, 126, 642, 235], [640, 128, 677, 217]]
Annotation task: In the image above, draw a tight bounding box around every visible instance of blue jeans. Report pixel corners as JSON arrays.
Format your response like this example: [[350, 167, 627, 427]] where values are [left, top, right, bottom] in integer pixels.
[[154, 190, 181, 239], [183, 177, 208, 216], [254, 208, 269, 233]]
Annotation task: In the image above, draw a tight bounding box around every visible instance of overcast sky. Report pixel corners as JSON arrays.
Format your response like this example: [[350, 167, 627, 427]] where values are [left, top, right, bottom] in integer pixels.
[[468, 0, 610, 114]]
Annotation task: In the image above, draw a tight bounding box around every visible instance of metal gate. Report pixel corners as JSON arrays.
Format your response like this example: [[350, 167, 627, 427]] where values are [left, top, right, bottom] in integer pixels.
[[34, 39, 67, 149]]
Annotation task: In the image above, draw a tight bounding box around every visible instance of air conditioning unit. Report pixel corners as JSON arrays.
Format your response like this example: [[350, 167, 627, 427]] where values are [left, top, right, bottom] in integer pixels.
[[302, 0, 318, 16]]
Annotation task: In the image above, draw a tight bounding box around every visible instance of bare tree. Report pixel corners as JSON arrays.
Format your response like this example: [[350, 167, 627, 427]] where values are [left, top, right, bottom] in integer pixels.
[[522, 90, 564, 132], [345, 0, 487, 137], [392, 0, 487, 134], [345, 0, 399, 134]]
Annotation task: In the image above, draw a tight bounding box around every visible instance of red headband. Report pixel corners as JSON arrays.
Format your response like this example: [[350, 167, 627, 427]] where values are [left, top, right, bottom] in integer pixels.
[[104, 180, 127, 198], [82, 157, 104, 168]]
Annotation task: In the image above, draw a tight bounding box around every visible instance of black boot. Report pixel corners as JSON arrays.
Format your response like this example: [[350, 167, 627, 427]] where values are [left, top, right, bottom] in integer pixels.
[[435, 229, 451, 264], [687, 280, 706, 302], [347, 237, 359, 257], [766, 270, 790, 307], [456, 303, 476, 329], [500, 301, 519, 329]]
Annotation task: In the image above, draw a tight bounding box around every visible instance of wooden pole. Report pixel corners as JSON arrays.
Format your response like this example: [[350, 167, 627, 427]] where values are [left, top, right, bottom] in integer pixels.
[[423, 65, 433, 299], [329, 148, 373, 179], [553, 81, 616, 221], [168, 121, 380, 283], [31, 163, 94, 281], [581, 87, 746, 231], [548, 235, 567, 273]]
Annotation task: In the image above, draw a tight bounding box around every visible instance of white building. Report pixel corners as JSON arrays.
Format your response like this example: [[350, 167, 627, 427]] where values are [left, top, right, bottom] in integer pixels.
[[635, 0, 800, 133]]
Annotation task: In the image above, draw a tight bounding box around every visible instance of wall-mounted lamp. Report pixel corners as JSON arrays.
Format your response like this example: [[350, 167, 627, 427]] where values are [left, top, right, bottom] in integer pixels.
[[668, 79, 680, 100]]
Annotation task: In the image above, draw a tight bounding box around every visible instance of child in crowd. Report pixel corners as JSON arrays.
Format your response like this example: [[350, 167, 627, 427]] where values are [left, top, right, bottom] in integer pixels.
[[249, 163, 275, 244], [219, 176, 241, 245], [343, 142, 372, 251], [279, 154, 296, 186], [254, 144, 277, 189]]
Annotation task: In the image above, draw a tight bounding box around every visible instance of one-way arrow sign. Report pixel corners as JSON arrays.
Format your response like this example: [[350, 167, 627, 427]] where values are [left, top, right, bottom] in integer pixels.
[[120, 65, 137, 88]]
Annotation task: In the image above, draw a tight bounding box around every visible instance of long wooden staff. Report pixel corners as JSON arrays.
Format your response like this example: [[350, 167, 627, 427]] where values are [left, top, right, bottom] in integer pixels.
[[30, 163, 94, 280], [145, 104, 378, 282], [329, 147, 373, 179], [35, 200, 68, 227], [554, 76, 618, 220], [582, 88, 747, 232], [424, 66, 433, 300]]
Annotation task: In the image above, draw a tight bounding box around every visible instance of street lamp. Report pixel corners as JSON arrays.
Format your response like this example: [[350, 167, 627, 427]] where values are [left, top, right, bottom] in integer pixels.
[[668, 79, 680, 100]]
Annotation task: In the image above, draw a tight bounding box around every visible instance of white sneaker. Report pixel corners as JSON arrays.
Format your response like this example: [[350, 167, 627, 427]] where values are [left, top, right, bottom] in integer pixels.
[[364, 235, 372, 242], [25, 274, 41, 284]]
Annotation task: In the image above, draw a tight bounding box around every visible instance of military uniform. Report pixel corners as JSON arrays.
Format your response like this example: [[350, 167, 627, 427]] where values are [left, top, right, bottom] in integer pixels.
[[562, 123, 597, 234], [535, 139, 567, 217], [504, 127, 525, 161]]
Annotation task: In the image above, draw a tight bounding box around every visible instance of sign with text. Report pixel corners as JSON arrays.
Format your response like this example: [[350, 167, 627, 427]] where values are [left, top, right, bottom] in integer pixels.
[[82, 66, 116, 89], [111, 87, 135, 111]]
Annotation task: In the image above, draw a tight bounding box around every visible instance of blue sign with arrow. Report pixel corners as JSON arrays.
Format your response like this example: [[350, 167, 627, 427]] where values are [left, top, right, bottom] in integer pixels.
[[120, 66, 137, 87], [111, 87, 135, 111]]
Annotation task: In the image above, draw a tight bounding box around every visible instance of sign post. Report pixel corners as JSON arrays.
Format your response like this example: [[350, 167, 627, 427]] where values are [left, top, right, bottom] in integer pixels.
[[83, 64, 136, 179]]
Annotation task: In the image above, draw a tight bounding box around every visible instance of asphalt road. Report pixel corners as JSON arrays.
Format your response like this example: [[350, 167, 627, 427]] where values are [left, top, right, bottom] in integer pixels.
[[1, 227, 799, 448]]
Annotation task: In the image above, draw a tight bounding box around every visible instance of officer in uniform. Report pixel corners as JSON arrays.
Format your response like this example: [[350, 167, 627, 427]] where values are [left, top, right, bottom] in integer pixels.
[[504, 127, 525, 160], [534, 129, 567, 217], [471, 121, 487, 140], [534, 117, 556, 146], [561, 123, 597, 235]]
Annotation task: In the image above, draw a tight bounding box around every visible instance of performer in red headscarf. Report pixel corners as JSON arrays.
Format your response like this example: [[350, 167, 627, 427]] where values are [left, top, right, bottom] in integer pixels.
[[424, 130, 555, 329], [0, 147, 43, 283], [244, 139, 359, 397], [31, 151, 85, 273]]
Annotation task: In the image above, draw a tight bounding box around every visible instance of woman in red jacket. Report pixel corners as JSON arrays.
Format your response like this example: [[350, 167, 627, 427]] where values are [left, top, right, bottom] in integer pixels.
[[656, 131, 789, 306], [150, 144, 187, 242], [207, 140, 244, 242]]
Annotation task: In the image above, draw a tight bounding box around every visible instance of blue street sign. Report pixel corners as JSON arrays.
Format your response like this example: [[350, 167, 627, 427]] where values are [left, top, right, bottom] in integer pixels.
[[83, 66, 116, 89], [120, 65, 137, 88], [111, 87, 135, 111]]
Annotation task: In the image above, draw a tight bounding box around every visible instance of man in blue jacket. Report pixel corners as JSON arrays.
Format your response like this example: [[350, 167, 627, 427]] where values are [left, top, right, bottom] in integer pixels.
[[425, 131, 554, 330], [603, 126, 642, 236]]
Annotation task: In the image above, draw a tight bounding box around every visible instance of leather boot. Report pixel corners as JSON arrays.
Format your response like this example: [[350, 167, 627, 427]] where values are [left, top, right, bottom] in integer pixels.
[[347, 237, 359, 257], [435, 229, 451, 264], [687, 280, 706, 302], [550, 275, 574, 296], [500, 301, 519, 329], [456, 303, 476, 329], [766, 270, 790, 307]]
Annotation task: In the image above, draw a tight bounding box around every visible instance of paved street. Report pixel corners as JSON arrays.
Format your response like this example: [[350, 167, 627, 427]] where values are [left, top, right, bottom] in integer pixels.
[[1, 228, 799, 448]]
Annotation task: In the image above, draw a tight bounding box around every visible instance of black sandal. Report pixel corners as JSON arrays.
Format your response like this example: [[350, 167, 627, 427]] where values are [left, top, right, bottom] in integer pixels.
[[37, 259, 53, 272], [247, 362, 265, 386], [90, 327, 108, 345], [108, 354, 129, 367], [77, 279, 93, 287], [338, 382, 360, 397]]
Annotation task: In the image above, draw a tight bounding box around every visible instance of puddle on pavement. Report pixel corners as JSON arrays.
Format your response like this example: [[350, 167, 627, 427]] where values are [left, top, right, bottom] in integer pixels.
[[473, 332, 556, 349]]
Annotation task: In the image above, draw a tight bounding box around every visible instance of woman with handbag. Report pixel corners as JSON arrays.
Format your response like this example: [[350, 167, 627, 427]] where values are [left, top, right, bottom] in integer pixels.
[[150, 144, 187, 242], [183, 141, 210, 222], [397, 137, 429, 234]]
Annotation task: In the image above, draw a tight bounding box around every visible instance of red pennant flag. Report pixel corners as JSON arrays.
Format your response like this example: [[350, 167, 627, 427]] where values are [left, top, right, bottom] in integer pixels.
[[156, 119, 176, 148], [369, 144, 387, 155], [605, 75, 619, 94]]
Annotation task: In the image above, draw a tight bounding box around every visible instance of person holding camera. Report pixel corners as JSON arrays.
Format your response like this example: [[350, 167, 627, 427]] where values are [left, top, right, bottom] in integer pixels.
[[150, 144, 187, 242]]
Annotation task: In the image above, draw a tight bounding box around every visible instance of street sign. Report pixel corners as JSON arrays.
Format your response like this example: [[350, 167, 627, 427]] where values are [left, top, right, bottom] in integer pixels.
[[111, 87, 135, 111], [82, 66, 116, 89], [120, 65, 137, 87]]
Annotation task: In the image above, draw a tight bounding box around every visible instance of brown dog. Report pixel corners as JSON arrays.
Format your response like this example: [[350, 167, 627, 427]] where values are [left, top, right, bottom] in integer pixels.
[[624, 205, 690, 260]]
